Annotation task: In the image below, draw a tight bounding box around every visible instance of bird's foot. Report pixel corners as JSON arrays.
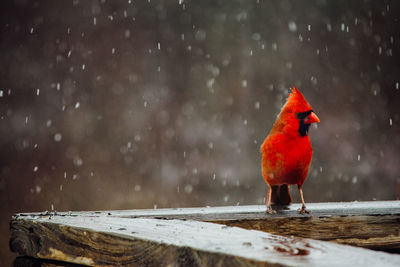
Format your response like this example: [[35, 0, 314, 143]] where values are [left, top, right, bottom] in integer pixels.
[[297, 206, 310, 214], [265, 207, 277, 214]]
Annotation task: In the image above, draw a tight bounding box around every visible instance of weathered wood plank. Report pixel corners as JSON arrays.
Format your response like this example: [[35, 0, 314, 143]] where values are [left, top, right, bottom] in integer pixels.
[[10, 214, 400, 267], [17, 201, 400, 251], [22, 201, 399, 219]]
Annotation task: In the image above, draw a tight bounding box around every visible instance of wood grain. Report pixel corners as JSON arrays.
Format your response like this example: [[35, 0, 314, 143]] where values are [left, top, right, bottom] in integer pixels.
[[16, 201, 400, 251], [10, 213, 400, 266]]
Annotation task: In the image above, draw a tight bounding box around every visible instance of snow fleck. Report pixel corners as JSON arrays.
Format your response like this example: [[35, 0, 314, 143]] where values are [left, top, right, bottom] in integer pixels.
[[93, 17, 97, 25], [243, 119, 248, 125], [144, 101, 147, 107], [54, 133, 62, 142], [212, 173, 216, 180], [30, 27, 34, 34], [56, 83, 61, 90], [288, 21, 297, 32], [82, 64, 86, 70], [307, 24, 311, 31], [352, 176, 358, 184], [341, 23, 345, 31], [67, 50, 72, 57], [153, 204, 157, 209], [74, 157, 83, 167], [252, 32, 261, 41], [223, 195, 229, 202], [36, 88, 40, 95], [254, 101, 260, 110], [75, 102, 80, 109], [46, 119, 53, 127], [195, 30, 206, 41], [35, 185, 41, 193], [357, 154, 361, 161], [184, 184, 193, 193], [326, 23, 332, 32], [112, 48, 115, 54], [51, 204, 54, 211], [125, 30, 131, 38], [396, 82, 399, 90], [33, 166, 39, 172], [207, 79, 215, 91], [134, 185, 141, 192], [59, 185, 63, 191], [0, 90, 3, 97], [157, 42, 161, 50], [236, 11, 247, 22], [389, 118, 393, 126], [242, 80, 247, 87], [179, 0, 184, 4], [298, 34, 303, 42], [311, 76, 318, 85], [272, 42, 278, 51]]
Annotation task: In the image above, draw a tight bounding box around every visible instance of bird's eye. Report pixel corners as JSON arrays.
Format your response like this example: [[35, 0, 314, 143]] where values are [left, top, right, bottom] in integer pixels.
[[296, 110, 313, 120]]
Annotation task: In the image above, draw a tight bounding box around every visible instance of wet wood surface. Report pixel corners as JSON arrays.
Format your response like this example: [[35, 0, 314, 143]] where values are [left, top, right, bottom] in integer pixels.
[[10, 212, 400, 267], [15, 201, 400, 251], [10, 201, 400, 266]]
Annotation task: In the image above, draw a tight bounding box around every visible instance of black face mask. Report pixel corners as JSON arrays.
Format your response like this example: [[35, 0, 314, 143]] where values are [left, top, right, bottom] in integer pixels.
[[296, 110, 313, 137]]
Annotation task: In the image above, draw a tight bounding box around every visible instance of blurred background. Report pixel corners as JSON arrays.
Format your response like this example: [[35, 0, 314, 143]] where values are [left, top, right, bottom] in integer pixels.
[[1, 0, 400, 264]]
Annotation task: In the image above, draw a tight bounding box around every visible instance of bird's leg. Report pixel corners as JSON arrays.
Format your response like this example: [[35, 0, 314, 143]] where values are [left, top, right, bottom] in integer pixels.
[[265, 186, 276, 214], [297, 185, 310, 214]]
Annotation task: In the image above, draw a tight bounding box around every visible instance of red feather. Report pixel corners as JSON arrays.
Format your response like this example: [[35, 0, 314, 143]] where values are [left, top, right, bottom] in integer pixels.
[[261, 87, 319, 214]]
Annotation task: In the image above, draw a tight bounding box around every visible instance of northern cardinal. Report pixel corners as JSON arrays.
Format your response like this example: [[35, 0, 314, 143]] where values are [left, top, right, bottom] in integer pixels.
[[261, 87, 320, 214]]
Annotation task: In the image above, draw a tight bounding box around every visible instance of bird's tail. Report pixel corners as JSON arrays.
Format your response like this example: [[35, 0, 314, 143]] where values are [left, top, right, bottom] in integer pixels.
[[271, 184, 292, 206]]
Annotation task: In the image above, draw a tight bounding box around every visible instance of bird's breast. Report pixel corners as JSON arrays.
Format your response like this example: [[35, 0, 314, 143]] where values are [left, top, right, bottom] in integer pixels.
[[262, 134, 312, 185]]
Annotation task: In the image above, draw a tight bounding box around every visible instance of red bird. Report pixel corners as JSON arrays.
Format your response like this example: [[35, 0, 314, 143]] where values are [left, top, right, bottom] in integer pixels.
[[261, 87, 320, 214]]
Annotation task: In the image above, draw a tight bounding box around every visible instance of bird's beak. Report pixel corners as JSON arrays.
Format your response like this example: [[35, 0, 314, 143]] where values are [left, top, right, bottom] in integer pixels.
[[308, 112, 320, 124]]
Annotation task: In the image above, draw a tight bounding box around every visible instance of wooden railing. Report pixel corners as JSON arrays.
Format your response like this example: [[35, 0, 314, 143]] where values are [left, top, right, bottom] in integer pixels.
[[9, 201, 400, 266]]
